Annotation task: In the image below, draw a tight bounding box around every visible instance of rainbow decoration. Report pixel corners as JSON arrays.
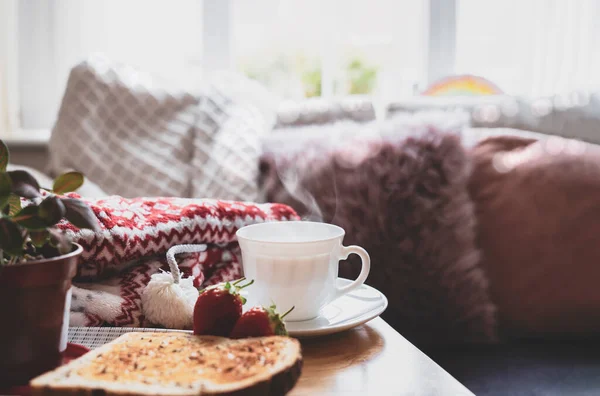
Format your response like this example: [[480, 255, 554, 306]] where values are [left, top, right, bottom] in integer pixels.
[[422, 75, 503, 96]]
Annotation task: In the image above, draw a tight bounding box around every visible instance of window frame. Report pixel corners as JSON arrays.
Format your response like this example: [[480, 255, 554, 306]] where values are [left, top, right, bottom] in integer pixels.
[[12, 0, 456, 134], [427, 0, 457, 87], [0, 0, 20, 136]]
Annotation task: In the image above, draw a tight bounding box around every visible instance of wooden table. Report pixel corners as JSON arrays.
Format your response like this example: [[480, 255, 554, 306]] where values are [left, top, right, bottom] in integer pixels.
[[291, 318, 474, 396], [67, 321, 472, 395]]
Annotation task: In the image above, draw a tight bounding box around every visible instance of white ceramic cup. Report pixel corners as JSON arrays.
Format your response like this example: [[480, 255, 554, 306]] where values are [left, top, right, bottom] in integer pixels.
[[236, 221, 370, 322]]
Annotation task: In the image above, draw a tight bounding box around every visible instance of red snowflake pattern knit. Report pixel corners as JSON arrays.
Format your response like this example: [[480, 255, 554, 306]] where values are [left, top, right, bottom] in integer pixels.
[[61, 194, 298, 327]]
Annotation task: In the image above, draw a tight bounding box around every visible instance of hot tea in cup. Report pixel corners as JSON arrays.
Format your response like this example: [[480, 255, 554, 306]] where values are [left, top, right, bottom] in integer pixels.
[[236, 221, 370, 321]]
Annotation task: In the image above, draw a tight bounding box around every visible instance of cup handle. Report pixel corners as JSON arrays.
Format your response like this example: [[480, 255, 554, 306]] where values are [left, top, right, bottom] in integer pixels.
[[333, 245, 371, 300]]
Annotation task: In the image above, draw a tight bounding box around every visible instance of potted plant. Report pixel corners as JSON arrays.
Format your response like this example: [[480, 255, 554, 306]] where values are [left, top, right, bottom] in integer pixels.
[[0, 140, 99, 387]]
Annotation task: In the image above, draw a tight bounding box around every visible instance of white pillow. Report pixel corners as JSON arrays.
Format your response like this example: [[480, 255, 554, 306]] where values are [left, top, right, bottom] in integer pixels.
[[191, 99, 261, 201], [387, 92, 600, 144], [49, 56, 264, 201], [49, 57, 198, 198]]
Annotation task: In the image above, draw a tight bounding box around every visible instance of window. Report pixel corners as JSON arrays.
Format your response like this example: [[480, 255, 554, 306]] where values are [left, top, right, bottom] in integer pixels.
[[3, 0, 600, 135], [456, 0, 600, 97], [232, 0, 427, 99], [17, 0, 204, 129], [0, 0, 19, 136]]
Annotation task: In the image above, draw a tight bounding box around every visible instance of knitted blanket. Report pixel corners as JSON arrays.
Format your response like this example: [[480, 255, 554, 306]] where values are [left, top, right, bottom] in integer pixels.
[[59, 195, 298, 327]]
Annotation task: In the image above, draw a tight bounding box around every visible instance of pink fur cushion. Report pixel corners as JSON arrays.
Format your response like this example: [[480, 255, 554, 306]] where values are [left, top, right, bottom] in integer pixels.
[[260, 117, 498, 346], [469, 136, 600, 337]]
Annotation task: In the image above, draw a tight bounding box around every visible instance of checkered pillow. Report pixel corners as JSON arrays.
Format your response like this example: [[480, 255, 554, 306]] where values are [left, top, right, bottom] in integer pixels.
[[191, 96, 262, 201], [49, 56, 263, 201]]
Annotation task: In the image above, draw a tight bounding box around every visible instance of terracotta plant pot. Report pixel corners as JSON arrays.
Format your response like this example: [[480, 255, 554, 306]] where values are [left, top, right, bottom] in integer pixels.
[[0, 243, 82, 387]]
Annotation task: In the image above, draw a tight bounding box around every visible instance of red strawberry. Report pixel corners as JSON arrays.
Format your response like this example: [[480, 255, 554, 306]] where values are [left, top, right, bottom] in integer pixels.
[[193, 278, 254, 336], [230, 304, 294, 339]]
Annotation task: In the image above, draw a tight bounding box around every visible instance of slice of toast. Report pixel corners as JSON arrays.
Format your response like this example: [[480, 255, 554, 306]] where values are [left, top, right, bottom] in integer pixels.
[[30, 332, 302, 395]]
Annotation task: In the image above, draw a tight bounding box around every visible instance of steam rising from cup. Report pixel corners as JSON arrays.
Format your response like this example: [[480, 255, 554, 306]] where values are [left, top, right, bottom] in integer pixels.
[[274, 154, 326, 223]]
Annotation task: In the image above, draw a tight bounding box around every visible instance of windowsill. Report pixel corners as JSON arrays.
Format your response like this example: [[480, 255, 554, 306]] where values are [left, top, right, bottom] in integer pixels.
[[2, 129, 51, 149]]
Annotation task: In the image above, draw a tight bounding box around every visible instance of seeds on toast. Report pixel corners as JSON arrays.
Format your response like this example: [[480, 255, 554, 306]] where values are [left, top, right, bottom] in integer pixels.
[[73, 333, 290, 385]]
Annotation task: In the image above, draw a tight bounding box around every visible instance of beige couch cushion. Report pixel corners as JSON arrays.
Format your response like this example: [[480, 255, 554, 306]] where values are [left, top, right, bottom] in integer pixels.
[[388, 92, 600, 145]]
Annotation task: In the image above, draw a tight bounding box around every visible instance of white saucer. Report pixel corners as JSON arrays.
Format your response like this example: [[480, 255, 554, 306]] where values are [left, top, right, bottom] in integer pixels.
[[243, 278, 387, 338]]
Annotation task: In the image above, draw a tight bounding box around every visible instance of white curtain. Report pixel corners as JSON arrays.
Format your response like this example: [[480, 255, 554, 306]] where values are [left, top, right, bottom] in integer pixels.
[[0, 0, 19, 135], [19, 0, 204, 128], [457, 0, 600, 97]]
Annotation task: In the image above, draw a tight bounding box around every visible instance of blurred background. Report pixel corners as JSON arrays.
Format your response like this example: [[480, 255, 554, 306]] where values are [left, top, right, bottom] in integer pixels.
[[2, 0, 600, 133]]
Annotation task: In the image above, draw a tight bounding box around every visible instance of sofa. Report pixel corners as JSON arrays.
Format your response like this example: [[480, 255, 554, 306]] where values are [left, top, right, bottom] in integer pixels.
[[19, 58, 600, 395], [266, 104, 600, 396]]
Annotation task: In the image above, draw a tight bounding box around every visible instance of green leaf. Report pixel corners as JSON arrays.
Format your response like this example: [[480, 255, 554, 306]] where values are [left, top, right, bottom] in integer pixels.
[[30, 230, 50, 248], [53, 172, 84, 194], [13, 206, 47, 230], [61, 198, 100, 231], [38, 196, 66, 226], [5, 195, 21, 216], [0, 140, 9, 172], [8, 170, 41, 199], [0, 217, 24, 256], [0, 173, 12, 210]]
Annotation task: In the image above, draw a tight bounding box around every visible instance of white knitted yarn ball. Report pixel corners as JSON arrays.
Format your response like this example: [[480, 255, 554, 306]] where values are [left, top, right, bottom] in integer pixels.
[[141, 272, 199, 329]]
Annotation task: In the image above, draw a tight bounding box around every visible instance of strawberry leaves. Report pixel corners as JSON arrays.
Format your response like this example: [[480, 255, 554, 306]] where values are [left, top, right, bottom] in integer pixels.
[[193, 278, 255, 336], [228, 278, 254, 304], [270, 305, 294, 336], [229, 303, 293, 339]]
